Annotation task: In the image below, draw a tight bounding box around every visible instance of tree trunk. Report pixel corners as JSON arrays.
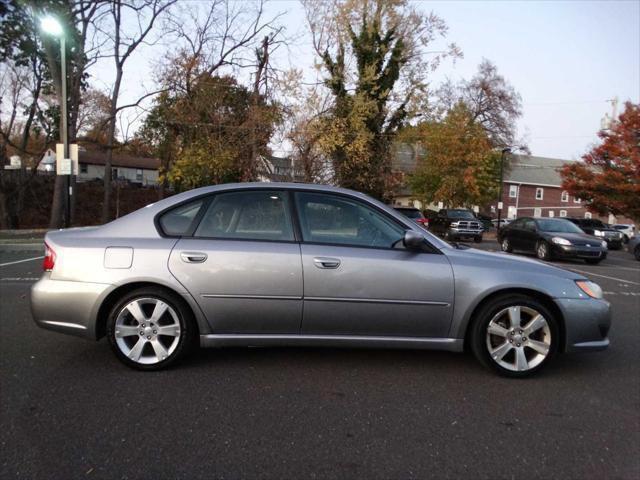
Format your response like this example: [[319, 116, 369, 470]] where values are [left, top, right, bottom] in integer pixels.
[[102, 69, 123, 223]]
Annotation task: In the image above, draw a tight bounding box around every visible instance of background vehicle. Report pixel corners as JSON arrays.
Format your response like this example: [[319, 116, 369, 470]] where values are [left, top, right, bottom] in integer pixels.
[[627, 236, 640, 261], [498, 217, 608, 264], [429, 209, 484, 243], [566, 218, 624, 250], [492, 218, 512, 229], [611, 224, 636, 243], [394, 207, 429, 228], [31, 183, 610, 377]]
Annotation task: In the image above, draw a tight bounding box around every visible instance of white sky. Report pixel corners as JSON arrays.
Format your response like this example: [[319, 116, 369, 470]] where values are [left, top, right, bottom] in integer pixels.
[[89, 0, 640, 160]]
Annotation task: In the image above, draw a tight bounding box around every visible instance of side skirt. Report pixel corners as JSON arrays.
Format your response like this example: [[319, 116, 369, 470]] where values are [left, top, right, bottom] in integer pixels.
[[199, 334, 464, 352]]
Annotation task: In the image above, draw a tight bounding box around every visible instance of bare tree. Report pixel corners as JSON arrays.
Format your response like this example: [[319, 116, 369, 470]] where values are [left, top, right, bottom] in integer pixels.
[[100, 0, 176, 223]]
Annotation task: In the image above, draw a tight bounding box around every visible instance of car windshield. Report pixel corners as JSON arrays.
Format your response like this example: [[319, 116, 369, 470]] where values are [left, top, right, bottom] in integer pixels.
[[537, 219, 584, 233], [396, 208, 423, 219], [448, 210, 476, 219]]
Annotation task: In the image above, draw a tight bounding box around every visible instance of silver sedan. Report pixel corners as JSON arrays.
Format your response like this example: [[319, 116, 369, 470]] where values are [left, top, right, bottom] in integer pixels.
[[30, 183, 610, 377]]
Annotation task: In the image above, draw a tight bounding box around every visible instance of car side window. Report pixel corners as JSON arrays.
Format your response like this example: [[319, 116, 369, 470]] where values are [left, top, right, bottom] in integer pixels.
[[194, 191, 294, 241], [524, 219, 536, 231], [295, 192, 405, 248], [158, 199, 204, 236]]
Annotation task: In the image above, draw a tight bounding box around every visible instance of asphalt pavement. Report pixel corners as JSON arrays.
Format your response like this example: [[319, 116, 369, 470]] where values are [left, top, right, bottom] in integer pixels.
[[1, 241, 639, 479]]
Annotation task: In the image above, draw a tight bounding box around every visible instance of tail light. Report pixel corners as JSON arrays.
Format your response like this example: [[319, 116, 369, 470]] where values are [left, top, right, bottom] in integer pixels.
[[417, 218, 429, 226], [43, 242, 56, 271]]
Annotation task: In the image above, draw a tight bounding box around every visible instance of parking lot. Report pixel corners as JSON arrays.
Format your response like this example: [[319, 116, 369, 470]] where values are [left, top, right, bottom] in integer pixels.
[[1, 242, 638, 479]]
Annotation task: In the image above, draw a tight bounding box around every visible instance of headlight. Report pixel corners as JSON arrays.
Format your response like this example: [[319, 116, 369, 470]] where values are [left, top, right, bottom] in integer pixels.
[[593, 230, 604, 236], [576, 280, 604, 299], [551, 237, 572, 246], [601, 240, 607, 248], [450, 222, 459, 227]]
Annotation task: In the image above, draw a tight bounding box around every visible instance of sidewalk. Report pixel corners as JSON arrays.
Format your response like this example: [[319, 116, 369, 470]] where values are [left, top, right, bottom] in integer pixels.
[[0, 229, 46, 252]]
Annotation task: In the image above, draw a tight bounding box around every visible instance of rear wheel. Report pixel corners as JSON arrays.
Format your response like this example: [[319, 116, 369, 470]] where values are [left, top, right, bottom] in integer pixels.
[[107, 287, 196, 370], [536, 240, 552, 261], [470, 294, 559, 377]]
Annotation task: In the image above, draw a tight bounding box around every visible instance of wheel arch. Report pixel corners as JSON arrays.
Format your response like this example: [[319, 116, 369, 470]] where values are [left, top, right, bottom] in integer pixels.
[[95, 281, 203, 340], [462, 288, 567, 353]]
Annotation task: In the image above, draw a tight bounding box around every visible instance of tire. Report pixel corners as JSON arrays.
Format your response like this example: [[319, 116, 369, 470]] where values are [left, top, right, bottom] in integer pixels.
[[623, 235, 629, 244], [585, 258, 602, 265], [474, 235, 483, 243], [536, 240, 552, 261], [470, 294, 559, 378], [501, 237, 513, 253], [107, 286, 197, 371], [635, 246, 640, 261]]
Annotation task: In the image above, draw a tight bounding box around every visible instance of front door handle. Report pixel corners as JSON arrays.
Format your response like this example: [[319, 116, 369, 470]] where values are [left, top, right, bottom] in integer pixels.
[[180, 251, 208, 263], [313, 257, 341, 269]]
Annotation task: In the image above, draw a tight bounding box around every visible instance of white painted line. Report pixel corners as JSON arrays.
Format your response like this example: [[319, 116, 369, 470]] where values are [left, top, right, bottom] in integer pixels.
[[565, 267, 640, 286], [0, 256, 43, 267]]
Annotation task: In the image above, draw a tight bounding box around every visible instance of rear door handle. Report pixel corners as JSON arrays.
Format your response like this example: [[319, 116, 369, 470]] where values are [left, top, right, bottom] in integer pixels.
[[313, 257, 341, 269], [180, 251, 208, 263]]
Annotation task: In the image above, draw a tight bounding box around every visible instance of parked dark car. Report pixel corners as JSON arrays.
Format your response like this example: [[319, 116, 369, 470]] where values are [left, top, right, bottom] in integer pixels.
[[566, 218, 624, 250], [498, 217, 608, 264], [429, 209, 484, 243], [393, 207, 429, 228], [627, 236, 640, 261]]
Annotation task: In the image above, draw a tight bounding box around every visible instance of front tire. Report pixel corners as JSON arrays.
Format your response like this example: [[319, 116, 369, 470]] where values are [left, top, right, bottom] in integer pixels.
[[501, 237, 513, 253], [474, 235, 483, 243], [635, 246, 640, 261], [536, 240, 552, 261], [470, 294, 559, 378], [107, 287, 196, 370]]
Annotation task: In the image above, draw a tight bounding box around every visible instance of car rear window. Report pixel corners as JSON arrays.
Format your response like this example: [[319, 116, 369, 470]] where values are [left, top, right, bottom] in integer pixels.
[[158, 199, 204, 236], [395, 208, 423, 219]]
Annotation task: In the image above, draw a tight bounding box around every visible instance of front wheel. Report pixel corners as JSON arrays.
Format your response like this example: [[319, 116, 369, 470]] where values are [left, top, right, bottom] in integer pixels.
[[635, 246, 640, 261], [536, 240, 552, 261], [501, 237, 513, 253], [474, 235, 483, 243], [470, 294, 559, 377], [107, 287, 196, 370]]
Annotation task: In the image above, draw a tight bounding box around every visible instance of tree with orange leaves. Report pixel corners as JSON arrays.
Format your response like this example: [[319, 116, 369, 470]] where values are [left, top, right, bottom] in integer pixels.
[[561, 102, 640, 222]]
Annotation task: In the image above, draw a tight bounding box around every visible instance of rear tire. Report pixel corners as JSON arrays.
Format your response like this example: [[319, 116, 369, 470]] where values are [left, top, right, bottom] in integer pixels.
[[470, 294, 559, 378], [501, 237, 513, 253], [107, 287, 197, 371]]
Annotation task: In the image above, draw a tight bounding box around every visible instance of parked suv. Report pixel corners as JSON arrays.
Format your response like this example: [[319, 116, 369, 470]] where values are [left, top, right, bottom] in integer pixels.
[[394, 207, 429, 228], [611, 224, 636, 243], [566, 218, 624, 250], [429, 209, 484, 243]]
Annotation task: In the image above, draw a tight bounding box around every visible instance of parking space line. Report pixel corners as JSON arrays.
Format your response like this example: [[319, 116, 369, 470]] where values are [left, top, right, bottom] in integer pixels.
[[564, 267, 640, 286], [0, 256, 44, 267]]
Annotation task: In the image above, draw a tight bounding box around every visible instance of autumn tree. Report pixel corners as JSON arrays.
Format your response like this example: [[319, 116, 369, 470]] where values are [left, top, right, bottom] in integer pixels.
[[305, 0, 460, 199], [561, 102, 640, 221], [403, 103, 500, 208]]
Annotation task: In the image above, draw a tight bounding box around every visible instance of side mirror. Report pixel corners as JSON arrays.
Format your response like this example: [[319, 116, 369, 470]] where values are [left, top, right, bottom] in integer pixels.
[[403, 230, 425, 250]]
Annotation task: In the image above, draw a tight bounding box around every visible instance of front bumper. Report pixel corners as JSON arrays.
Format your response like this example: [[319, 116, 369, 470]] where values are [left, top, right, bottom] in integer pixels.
[[449, 228, 483, 239], [30, 274, 112, 339], [551, 244, 607, 260], [555, 297, 611, 352]]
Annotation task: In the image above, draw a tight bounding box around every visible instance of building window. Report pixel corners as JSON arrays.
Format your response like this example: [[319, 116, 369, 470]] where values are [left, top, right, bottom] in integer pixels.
[[79, 163, 88, 174], [548, 211, 554, 218], [535, 188, 544, 200], [534, 207, 542, 217], [559, 210, 567, 217], [136, 169, 143, 182], [574, 196, 581, 203], [584, 212, 592, 219], [509, 185, 518, 198], [561, 191, 569, 202]]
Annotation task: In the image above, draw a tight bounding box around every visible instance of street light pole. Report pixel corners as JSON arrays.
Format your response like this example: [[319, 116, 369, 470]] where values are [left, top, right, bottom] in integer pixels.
[[497, 147, 511, 232], [40, 15, 70, 228], [60, 35, 71, 228]]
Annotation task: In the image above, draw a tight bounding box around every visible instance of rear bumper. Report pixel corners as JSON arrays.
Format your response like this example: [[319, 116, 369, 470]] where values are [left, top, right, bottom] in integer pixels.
[[555, 297, 611, 352], [30, 274, 111, 340]]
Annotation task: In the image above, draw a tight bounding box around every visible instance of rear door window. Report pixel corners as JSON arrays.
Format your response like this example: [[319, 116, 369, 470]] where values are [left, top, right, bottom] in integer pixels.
[[158, 199, 204, 236]]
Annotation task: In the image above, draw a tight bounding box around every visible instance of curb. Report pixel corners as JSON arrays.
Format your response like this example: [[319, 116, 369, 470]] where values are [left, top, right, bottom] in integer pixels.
[[0, 243, 43, 252]]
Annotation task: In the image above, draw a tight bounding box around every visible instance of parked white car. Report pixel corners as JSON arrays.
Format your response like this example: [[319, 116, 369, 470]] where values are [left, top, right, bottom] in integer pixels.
[[611, 224, 636, 243]]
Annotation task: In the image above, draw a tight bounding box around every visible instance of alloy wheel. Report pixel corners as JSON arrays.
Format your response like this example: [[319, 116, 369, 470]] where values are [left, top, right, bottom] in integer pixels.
[[114, 297, 181, 365], [485, 305, 551, 372], [537, 242, 549, 260], [501, 239, 510, 252]]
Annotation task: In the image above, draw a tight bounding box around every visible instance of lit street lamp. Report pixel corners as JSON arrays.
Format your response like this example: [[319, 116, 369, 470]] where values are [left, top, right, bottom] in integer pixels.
[[40, 15, 71, 228]]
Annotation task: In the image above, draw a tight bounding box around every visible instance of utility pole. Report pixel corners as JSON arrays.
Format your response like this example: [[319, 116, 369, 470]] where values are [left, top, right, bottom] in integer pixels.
[[496, 147, 511, 232]]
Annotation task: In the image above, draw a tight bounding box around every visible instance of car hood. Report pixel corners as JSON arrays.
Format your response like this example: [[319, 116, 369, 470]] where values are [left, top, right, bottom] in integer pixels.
[[442, 245, 586, 281]]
